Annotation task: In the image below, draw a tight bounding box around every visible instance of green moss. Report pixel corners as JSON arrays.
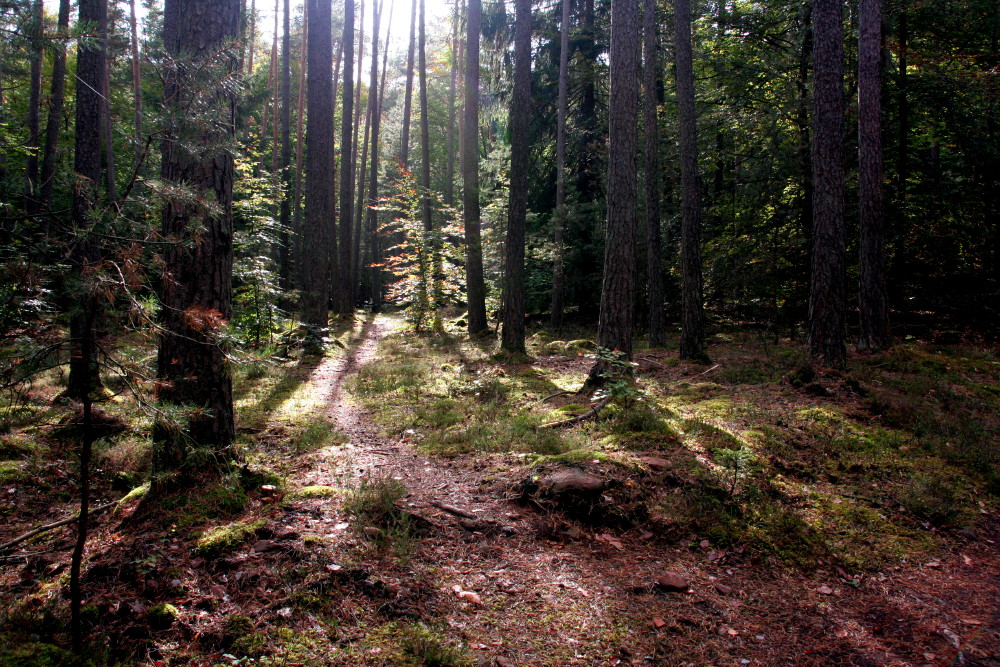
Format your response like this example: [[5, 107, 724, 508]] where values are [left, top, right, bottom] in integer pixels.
[[0, 643, 77, 667], [193, 519, 265, 558], [146, 603, 178, 630], [288, 485, 339, 499], [114, 482, 149, 512]]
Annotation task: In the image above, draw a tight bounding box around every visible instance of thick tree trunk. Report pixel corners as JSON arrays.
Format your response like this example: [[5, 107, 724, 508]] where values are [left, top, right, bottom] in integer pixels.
[[857, 0, 889, 353], [24, 0, 43, 215], [67, 0, 108, 401], [39, 0, 72, 214], [549, 0, 570, 328], [644, 0, 665, 347], [500, 0, 531, 353], [300, 0, 336, 339], [280, 0, 292, 291], [463, 0, 488, 334], [808, 0, 847, 368], [155, 0, 241, 468], [335, 0, 355, 314], [588, 0, 640, 384], [400, 0, 417, 166], [293, 2, 309, 287], [674, 0, 707, 361]]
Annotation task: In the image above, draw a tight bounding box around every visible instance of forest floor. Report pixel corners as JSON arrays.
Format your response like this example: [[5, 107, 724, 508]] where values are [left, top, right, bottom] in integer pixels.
[[1, 312, 999, 666]]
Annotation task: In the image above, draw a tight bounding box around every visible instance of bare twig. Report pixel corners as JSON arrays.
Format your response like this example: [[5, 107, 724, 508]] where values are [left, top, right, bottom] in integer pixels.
[[538, 396, 611, 429], [641, 356, 665, 368], [686, 364, 720, 381], [0, 500, 117, 553]]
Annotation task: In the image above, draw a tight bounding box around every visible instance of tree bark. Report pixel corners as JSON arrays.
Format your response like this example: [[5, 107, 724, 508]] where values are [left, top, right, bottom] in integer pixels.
[[335, 0, 355, 314], [101, 50, 117, 207], [400, 0, 417, 166], [445, 0, 459, 208], [280, 0, 293, 291], [857, 0, 889, 353], [808, 0, 847, 369], [368, 1, 394, 309], [588, 0, 640, 384], [500, 0, 531, 353], [24, 0, 43, 215], [128, 0, 143, 170], [155, 0, 241, 468], [644, 0, 665, 347], [354, 0, 379, 300], [301, 0, 336, 339], [293, 2, 309, 287], [674, 0, 707, 361], [463, 0, 488, 334], [66, 0, 108, 401], [549, 0, 570, 328], [39, 0, 72, 215]]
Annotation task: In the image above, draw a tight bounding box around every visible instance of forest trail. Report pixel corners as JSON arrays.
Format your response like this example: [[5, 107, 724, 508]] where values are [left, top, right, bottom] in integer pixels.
[[274, 315, 1000, 666]]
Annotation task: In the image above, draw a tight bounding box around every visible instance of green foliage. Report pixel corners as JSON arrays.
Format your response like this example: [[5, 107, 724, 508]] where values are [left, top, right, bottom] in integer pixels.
[[343, 476, 415, 553]]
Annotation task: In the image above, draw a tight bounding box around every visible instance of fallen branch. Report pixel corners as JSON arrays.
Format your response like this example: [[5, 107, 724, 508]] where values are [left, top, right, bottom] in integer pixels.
[[686, 364, 720, 381], [538, 396, 611, 429], [430, 500, 479, 519], [0, 500, 117, 553], [538, 390, 570, 404], [641, 356, 665, 368]]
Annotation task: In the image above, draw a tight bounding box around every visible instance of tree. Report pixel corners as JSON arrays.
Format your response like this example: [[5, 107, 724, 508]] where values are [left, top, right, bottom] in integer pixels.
[[39, 0, 71, 213], [463, 0, 488, 334], [643, 0, 664, 347], [400, 0, 416, 165], [674, 0, 707, 362], [23, 0, 42, 215], [808, 0, 846, 368], [549, 0, 570, 328], [500, 0, 531, 353], [279, 0, 292, 292], [154, 0, 241, 469], [857, 0, 889, 353], [336, 0, 355, 314], [128, 0, 143, 170], [301, 0, 336, 340], [588, 0, 640, 384]]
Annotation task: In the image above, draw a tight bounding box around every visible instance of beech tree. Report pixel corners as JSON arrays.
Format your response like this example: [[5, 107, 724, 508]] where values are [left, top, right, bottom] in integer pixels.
[[154, 0, 241, 469]]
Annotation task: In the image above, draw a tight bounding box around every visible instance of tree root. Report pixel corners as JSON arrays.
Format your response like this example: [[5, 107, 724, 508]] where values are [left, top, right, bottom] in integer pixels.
[[538, 396, 610, 429]]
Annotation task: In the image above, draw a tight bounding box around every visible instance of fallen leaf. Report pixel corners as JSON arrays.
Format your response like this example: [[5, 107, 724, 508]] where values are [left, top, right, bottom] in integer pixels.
[[817, 585, 834, 595], [652, 618, 667, 628], [457, 590, 483, 605], [961, 619, 983, 626], [834, 628, 848, 639]]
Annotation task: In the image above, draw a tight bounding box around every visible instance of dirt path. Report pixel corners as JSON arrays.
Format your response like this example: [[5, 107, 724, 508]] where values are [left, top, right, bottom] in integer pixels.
[[282, 317, 1000, 667]]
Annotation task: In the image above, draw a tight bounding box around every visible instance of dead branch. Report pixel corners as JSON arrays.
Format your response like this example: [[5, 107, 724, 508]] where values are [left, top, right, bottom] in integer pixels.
[[538, 390, 570, 404], [538, 396, 611, 429], [429, 500, 479, 519], [686, 364, 720, 381], [0, 500, 117, 553]]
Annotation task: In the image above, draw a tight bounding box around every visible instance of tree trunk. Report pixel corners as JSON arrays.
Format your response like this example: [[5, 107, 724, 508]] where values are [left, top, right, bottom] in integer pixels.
[[248, 0, 256, 73], [300, 0, 336, 340], [808, 0, 847, 368], [463, 0, 488, 334], [674, 0, 707, 361], [587, 0, 640, 384], [155, 0, 241, 469], [293, 2, 309, 287], [857, 0, 889, 353], [39, 0, 72, 215], [418, 0, 432, 235], [368, 1, 394, 309], [400, 0, 417, 166], [101, 53, 117, 207], [128, 0, 143, 170], [335, 0, 355, 315], [445, 0, 459, 208], [644, 0, 665, 347], [66, 0, 108, 401], [549, 0, 570, 328], [354, 0, 378, 301], [24, 0, 43, 215], [280, 0, 292, 291], [500, 0, 531, 353]]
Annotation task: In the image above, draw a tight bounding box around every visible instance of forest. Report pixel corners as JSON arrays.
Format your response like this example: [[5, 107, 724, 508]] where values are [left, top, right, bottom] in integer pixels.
[[0, 0, 998, 664]]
